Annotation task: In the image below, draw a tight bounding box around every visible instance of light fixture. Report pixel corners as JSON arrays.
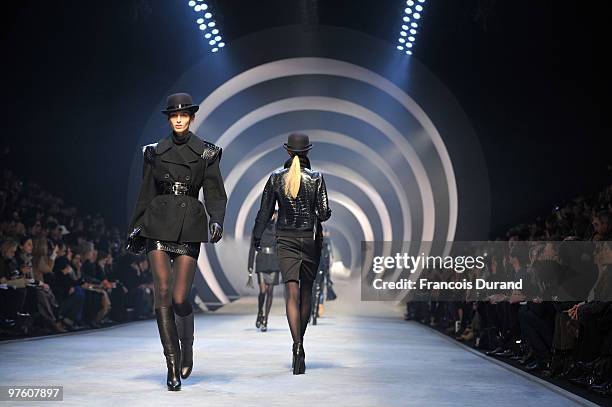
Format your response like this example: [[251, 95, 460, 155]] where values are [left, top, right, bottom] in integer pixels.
[[396, 0, 426, 56], [187, 0, 225, 53]]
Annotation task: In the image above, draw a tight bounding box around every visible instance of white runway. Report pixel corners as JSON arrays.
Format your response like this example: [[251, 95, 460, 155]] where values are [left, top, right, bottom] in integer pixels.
[[0, 279, 596, 406]]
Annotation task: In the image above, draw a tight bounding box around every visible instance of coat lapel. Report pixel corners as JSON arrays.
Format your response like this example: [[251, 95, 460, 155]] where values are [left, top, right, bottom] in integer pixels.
[[186, 132, 205, 158], [156, 132, 205, 176]]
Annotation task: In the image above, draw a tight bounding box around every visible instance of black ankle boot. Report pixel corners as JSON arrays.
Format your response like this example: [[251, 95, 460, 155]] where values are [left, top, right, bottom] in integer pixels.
[[174, 311, 194, 379], [261, 316, 268, 332], [155, 307, 181, 391], [256, 310, 263, 328], [292, 342, 305, 375]]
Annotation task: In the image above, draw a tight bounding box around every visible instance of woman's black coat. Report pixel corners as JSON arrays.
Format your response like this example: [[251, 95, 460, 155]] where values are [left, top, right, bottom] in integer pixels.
[[128, 131, 227, 243], [247, 219, 280, 273]]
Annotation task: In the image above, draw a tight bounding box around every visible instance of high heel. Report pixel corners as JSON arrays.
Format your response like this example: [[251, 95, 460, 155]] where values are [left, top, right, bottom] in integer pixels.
[[155, 307, 181, 391], [256, 310, 263, 328], [174, 311, 194, 379], [292, 342, 305, 375], [261, 316, 268, 332]]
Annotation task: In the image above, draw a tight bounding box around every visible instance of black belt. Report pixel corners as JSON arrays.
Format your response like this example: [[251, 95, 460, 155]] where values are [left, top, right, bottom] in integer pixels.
[[157, 181, 199, 197]]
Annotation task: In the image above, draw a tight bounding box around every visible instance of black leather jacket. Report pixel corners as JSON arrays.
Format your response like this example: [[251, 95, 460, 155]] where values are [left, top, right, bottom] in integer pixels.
[[252, 156, 331, 243]]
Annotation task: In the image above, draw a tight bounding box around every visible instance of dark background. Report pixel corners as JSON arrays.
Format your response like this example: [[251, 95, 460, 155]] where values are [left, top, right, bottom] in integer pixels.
[[1, 0, 609, 237]]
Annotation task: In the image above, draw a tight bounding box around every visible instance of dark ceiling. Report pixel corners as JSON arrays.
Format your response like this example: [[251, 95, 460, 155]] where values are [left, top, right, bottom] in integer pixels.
[[0, 0, 609, 237]]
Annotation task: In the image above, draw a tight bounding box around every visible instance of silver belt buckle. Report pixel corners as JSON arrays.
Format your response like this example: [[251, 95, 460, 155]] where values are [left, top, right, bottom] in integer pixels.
[[171, 182, 189, 195], [261, 247, 274, 254]]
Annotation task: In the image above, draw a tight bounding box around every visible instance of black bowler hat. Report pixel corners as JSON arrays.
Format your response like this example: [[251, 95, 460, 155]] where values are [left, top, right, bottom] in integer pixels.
[[283, 133, 312, 152], [162, 92, 199, 115]]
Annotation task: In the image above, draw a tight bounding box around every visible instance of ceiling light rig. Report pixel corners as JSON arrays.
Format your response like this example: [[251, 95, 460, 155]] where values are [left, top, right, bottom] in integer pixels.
[[187, 0, 225, 53], [396, 0, 425, 56]]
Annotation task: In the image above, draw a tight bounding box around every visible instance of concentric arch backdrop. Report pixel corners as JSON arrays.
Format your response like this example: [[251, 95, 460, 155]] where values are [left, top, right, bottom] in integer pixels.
[[127, 25, 490, 310]]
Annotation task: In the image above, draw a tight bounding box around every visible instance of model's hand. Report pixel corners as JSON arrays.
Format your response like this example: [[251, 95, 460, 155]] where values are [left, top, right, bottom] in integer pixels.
[[209, 222, 223, 243], [253, 238, 262, 252], [246, 273, 254, 289]]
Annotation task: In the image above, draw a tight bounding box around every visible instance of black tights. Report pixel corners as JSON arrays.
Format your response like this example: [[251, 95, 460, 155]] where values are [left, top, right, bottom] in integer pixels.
[[285, 279, 313, 344], [258, 282, 274, 319], [148, 250, 196, 317]]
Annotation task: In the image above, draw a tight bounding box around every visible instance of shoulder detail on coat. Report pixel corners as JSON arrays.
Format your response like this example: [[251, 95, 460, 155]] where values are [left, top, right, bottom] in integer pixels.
[[200, 140, 222, 162], [142, 143, 157, 163], [154, 137, 172, 154], [303, 168, 321, 178], [272, 166, 287, 176]]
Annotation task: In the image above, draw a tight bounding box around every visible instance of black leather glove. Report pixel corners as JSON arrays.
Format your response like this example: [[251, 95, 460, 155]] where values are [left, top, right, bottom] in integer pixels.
[[209, 222, 223, 243], [253, 237, 262, 252]]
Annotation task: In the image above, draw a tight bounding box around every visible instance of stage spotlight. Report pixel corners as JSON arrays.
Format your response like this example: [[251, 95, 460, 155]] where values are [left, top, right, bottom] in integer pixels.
[[186, 1, 226, 52], [397, 0, 426, 56], [212, 47, 218, 52], [218, 42, 225, 47]]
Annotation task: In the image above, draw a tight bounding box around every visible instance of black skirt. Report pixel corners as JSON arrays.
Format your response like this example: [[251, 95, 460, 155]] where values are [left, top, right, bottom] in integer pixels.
[[276, 235, 322, 284], [145, 238, 201, 260]]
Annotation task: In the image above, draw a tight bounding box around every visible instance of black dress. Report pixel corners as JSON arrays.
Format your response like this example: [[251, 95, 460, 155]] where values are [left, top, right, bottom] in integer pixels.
[[129, 130, 227, 260], [252, 156, 331, 283]]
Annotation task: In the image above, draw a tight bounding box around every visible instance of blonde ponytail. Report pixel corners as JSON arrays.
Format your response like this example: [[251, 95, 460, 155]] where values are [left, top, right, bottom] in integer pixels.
[[284, 155, 301, 198]]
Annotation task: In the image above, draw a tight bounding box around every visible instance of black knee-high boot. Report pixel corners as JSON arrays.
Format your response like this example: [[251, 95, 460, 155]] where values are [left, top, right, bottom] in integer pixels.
[[256, 292, 265, 328], [155, 307, 181, 391], [174, 310, 194, 379]]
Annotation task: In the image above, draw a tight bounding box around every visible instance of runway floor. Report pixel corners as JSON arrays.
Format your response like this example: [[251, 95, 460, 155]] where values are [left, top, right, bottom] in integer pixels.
[[0, 281, 598, 407]]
